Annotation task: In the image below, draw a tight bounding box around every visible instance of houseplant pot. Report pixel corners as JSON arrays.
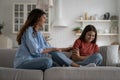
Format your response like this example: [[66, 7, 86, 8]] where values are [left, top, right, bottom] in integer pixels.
[[72, 27, 82, 33]]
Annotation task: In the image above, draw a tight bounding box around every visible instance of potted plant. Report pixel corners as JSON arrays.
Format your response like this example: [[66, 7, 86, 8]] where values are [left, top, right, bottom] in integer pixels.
[[72, 27, 82, 33]]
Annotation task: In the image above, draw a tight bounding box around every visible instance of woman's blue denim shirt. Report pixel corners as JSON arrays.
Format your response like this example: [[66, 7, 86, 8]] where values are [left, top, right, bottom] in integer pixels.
[[14, 26, 52, 68]]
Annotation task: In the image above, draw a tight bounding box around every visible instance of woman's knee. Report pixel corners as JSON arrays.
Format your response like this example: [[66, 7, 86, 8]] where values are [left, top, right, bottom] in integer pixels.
[[43, 58, 53, 68]]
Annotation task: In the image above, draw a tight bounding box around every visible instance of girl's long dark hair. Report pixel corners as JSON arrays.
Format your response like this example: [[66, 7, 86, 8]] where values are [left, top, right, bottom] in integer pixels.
[[16, 9, 46, 45], [79, 24, 97, 43]]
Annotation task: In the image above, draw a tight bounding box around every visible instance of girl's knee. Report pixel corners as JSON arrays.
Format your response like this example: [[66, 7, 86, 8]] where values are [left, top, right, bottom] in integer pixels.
[[95, 53, 103, 61], [97, 53, 102, 59]]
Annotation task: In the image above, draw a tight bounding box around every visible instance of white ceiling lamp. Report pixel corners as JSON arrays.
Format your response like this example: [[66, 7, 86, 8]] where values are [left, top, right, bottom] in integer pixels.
[[36, 0, 53, 9], [54, 0, 68, 28]]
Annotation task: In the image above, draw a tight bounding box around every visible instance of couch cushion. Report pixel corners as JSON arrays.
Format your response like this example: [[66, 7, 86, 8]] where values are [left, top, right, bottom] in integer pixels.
[[0, 49, 17, 68], [44, 67, 120, 80], [0, 67, 43, 80]]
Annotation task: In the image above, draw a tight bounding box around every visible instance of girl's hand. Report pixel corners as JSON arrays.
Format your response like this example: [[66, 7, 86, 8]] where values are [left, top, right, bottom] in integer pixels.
[[71, 53, 80, 61], [71, 53, 89, 61], [72, 48, 80, 56], [64, 47, 73, 52]]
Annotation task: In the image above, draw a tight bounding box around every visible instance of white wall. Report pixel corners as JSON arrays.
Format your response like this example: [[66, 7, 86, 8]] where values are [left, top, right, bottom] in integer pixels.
[[0, 0, 37, 48], [0, 0, 119, 48], [117, 0, 120, 43], [50, 0, 118, 47]]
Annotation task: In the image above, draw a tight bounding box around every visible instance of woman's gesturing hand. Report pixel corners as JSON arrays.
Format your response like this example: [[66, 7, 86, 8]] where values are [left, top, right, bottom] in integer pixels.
[[42, 48, 62, 53]]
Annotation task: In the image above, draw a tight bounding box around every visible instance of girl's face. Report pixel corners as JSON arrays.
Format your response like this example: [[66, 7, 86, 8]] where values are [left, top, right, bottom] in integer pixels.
[[85, 31, 95, 43], [37, 14, 46, 29]]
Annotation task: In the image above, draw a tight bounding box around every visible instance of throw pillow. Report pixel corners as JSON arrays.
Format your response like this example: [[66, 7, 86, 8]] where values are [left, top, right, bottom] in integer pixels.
[[100, 45, 119, 66]]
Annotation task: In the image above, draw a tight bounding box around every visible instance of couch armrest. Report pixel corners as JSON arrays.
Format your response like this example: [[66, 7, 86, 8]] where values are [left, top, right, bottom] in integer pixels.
[[0, 67, 43, 80], [99, 45, 119, 66], [0, 49, 17, 68]]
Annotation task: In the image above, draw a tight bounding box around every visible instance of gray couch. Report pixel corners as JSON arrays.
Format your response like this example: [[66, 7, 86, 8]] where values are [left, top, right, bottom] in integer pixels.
[[0, 45, 120, 80]]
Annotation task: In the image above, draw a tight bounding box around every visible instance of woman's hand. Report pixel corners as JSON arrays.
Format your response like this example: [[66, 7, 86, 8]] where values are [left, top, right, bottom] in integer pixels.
[[42, 48, 62, 53], [42, 47, 72, 53], [64, 47, 73, 52], [58, 47, 73, 52], [54, 48, 62, 52]]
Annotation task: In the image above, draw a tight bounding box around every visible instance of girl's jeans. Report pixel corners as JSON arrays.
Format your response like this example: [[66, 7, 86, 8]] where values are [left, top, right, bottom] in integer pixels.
[[76, 53, 103, 66]]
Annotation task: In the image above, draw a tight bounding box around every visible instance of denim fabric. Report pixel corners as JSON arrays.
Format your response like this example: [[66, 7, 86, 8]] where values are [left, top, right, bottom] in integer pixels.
[[16, 57, 53, 71], [14, 27, 53, 69], [49, 52, 73, 66], [76, 53, 103, 66], [17, 52, 73, 70]]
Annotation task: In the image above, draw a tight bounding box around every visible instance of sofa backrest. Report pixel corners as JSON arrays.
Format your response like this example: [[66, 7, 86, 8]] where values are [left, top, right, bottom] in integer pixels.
[[0, 45, 119, 68], [0, 49, 17, 68]]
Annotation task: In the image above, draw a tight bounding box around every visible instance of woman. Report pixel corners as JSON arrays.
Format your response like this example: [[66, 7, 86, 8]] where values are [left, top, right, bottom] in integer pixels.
[[14, 9, 95, 71], [71, 25, 103, 66]]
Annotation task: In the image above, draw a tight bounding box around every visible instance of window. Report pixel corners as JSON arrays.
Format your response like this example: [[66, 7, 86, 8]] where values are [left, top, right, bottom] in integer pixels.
[[13, 3, 50, 33]]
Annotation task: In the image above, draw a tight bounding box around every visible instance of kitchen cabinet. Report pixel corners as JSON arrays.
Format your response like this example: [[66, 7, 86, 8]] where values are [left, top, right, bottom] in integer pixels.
[[13, 2, 50, 34]]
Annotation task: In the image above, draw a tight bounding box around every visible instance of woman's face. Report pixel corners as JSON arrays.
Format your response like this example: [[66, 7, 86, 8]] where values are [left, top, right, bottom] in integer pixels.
[[85, 31, 95, 43], [37, 14, 46, 28]]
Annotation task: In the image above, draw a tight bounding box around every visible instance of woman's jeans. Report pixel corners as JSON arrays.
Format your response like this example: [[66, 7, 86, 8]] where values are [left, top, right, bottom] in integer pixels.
[[16, 52, 73, 70], [76, 53, 103, 66], [49, 52, 73, 66], [16, 57, 53, 70]]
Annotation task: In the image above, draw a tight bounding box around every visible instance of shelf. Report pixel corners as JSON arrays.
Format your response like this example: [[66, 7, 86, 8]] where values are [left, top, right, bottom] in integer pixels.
[[98, 33, 119, 36], [75, 20, 118, 23], [75, 33, 119, 36]]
